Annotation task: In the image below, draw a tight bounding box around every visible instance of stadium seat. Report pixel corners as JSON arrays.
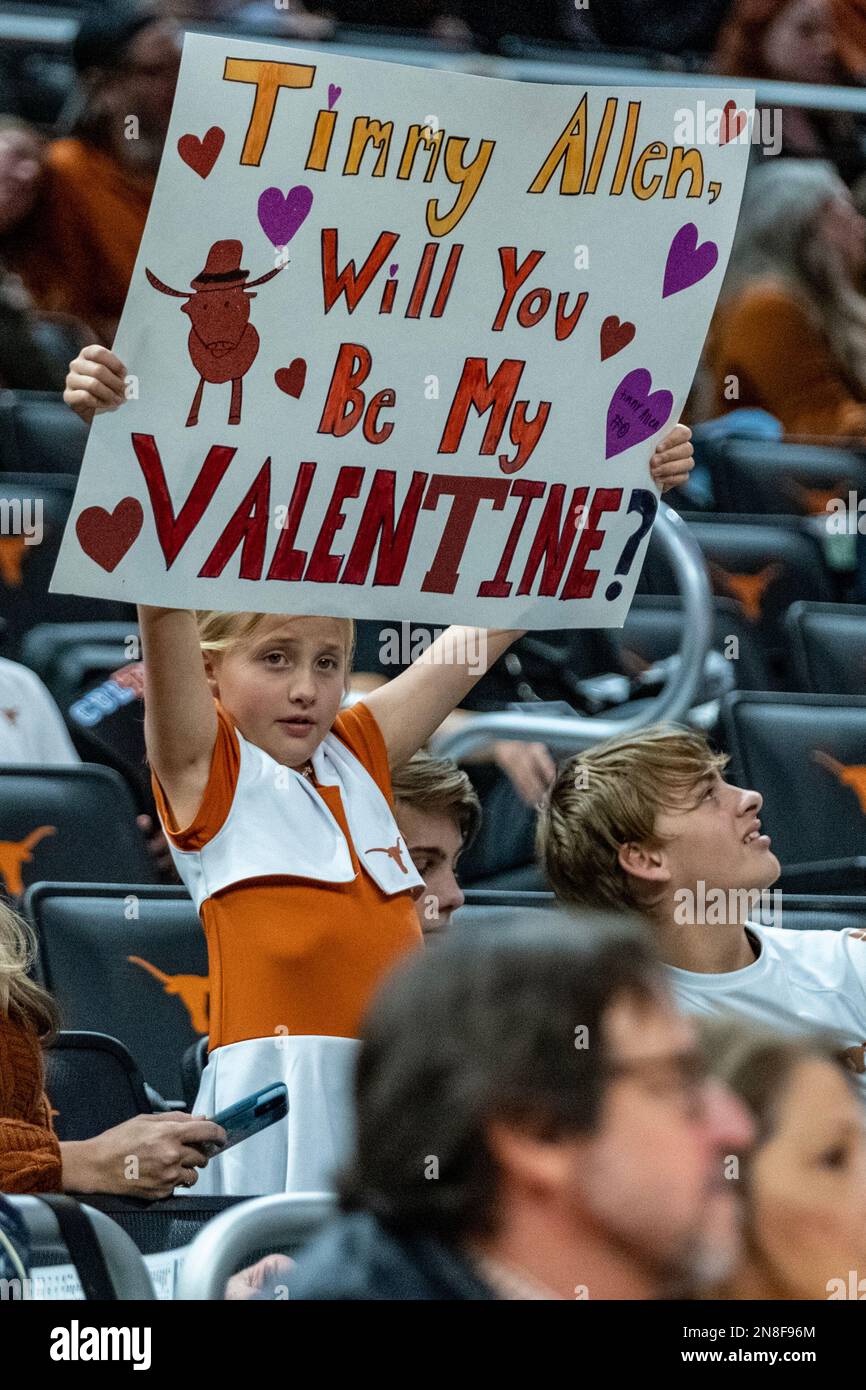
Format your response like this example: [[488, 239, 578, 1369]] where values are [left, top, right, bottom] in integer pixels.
[[0, 391, 88, 474], [7, 1194, 156, 1300], [20, 622, 138, 705], [0, 765, 155, 901], [25, 883, 205, 1102], [176, 1193, 337, 1300], [44, 1032, 152, 1143], [619, 595, 773, 692], [721, 692, 866, 893], [0, 474, 134, 661], [785, 602, 866, 696], [701, 436, 866, 517], [639, 515, 836, 667], [83, 1194, 251, 1258], [19, 622, 151, 810]]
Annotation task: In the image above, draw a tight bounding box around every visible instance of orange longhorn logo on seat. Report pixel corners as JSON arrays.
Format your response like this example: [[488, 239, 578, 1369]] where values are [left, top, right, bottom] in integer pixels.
[[710, 563, 780, 622], [0, 536, 29, 588], [0, 826, 55, 896], [127, 956, 209, 1034], [813, 752, 866, 815], [365, 838, 409, 873]]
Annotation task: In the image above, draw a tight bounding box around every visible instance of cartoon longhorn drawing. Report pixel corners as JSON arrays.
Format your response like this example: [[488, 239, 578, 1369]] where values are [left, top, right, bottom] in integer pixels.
[[145, 239, 283, 428]]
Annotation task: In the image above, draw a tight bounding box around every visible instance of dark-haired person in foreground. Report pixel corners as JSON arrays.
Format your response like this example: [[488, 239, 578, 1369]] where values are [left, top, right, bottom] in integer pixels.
[[284, 912, 752, 1300], [539, 726, 866, 1088]]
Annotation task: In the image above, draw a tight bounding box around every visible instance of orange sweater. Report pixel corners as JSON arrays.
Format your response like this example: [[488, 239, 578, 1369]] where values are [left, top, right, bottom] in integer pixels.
[[0, 1011, 62, 1194], [12, 139, 153, 341], [707, 279, 866, 438]]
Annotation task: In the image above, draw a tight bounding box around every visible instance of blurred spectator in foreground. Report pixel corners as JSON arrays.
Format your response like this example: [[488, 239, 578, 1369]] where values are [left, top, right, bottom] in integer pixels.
[[699, 1018, 866, 1300], [286, 913, 752, 1300], [714, 0, 865, 178], [32, 6, 180, 342], [390, 750, 480, 936], [0, 119, 90, 388], [0, 898, 225, 1197], [702, 159, 866, 436]]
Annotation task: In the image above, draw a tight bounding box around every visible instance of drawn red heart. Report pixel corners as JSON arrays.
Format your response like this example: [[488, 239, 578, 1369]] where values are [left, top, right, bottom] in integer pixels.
[[275, 359, 307, 398], [177, 126, 225, 178], [719, 100, 746, 145], [76, 498, 143, 572], [600, 315, 636, 361]]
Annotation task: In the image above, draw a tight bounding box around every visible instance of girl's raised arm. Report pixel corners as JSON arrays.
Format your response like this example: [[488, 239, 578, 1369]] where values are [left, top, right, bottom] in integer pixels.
[[63, 349, 218, 825], [139, 605, 218, 829], [363, 626, 525, 771]]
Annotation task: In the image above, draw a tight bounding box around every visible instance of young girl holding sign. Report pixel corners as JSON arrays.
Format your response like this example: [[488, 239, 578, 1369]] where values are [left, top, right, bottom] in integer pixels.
[[65, 344, 693, 1195]]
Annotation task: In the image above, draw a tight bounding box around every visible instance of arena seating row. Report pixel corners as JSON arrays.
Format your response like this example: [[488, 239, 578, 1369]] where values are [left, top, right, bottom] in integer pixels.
[[8, 1188, 333, 1299], [23, 888, 866, 1115]]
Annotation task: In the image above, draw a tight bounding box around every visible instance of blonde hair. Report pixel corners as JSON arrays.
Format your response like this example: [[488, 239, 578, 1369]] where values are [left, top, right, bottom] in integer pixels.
[[0, 898, 59, 1042], [391, 750, 481, 848], [196, 611, 355, 672], [538, 724, 728, 912]]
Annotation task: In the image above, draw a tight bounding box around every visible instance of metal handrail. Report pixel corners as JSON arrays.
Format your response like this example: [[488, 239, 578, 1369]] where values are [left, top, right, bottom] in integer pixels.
[[10, 1195, 156, 1300], [434, 502, 713, 760], [175, 1191, 336, 1301], [2, 10, 866, 116]]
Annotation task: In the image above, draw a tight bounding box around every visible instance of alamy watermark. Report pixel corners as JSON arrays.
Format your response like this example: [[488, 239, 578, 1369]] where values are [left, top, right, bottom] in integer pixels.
[[673, 103, 782, 158], [0, 496, 42, 545], [378, 621, 487, 675], [674, 883, 782, 926]]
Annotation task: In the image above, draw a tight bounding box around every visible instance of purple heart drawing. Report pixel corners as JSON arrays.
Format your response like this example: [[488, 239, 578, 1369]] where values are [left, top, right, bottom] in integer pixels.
[[662, 223, 718, 298], [328, 83, 341, 110], [606, 368, 674, 460], [258, 185, 313, 248], [389, 263, 398, 276]]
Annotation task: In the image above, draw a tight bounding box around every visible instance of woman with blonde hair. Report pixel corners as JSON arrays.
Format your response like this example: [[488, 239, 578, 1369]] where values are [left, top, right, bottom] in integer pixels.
[[698, 1016, 866, 1300], [0, 899, 224, 1196], [705, 158, 866, 436]]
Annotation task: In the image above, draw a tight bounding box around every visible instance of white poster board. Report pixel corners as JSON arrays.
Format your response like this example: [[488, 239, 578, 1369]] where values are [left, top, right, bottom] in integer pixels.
[[51, 35, 752, 628]]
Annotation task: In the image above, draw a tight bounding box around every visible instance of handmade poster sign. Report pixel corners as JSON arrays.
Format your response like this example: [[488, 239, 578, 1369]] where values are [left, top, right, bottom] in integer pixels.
[[51, 35, 753, 627]]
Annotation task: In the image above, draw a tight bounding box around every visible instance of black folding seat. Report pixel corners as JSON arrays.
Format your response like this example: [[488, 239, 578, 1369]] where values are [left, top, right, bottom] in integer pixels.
[[785, 601, 866, 696], [26, 883, 206, 1102], [0, 765, 154, 901], [0, 474, 134, 660], [721, 691, 866, 892], [701, 436, 866, 517]]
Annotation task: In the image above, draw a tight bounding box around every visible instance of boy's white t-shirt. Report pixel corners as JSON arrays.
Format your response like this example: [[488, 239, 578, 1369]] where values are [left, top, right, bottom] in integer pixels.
[[668, 924, 866, 1092], [0, 658, 79, 765]]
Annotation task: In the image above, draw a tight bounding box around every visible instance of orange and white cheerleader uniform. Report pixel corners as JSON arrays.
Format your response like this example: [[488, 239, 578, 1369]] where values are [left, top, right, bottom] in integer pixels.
[[152, 699, 424, 1196]]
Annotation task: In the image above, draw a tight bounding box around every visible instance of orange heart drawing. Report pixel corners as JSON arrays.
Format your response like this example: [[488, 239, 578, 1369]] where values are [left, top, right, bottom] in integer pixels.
[[275, 359, 307, 398], [177, 127, 225, 179], [600, 315, 636, 361], [76, 498, 144, 572]]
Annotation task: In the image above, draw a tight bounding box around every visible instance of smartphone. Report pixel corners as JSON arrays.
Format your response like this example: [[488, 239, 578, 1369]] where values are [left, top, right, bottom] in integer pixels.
[[205, 1083, 288, 1157]]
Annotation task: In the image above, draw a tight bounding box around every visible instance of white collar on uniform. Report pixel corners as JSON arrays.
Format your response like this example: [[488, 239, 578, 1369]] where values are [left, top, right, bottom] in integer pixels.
[[239, 722, 426, 899]]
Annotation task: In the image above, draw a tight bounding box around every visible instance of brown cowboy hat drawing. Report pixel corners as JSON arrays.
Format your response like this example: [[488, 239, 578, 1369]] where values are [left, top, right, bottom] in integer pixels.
[[146, 239, 281, 298]]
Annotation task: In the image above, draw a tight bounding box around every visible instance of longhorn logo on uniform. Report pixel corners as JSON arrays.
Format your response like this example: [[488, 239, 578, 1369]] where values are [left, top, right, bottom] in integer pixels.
[[365, 838, 409, 874]]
